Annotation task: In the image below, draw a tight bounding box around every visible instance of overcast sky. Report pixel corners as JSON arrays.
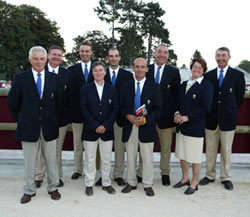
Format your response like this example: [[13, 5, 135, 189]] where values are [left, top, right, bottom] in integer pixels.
[[6, 0, 250, 69]]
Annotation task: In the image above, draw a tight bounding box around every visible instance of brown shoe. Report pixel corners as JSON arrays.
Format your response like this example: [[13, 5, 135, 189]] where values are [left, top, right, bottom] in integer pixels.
[[121, 184, 137, 193], [144, 187, 155, 196], [102, 186, 116, 194], [48, 189, 61, 200], [71, 172, 82, 180], [20, 193, 36, 204]]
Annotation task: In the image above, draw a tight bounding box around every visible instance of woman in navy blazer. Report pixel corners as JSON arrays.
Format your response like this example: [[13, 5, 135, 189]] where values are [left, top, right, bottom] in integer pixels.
[[80, 61, 118, 196], [173, 58, 213, 195]]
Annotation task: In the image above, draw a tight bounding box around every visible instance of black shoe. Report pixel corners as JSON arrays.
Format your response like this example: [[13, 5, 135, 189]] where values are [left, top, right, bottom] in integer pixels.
[[144, 187, 155, 196], [173, 180, 190, 188], [71, 172, 82, 180], [48, 189, 61, 200], [102, 186, 116, 194], [57, 179, 64, 188], [162, 175, 170, 186], [121, 184, 137, 193], [221, 180, 233, 190], [35, 180, 43, 188], [184, 185, 198, 195], [20, 193, 36, 204], [137, 175, 142, 183], [114, 177, 126, 186], [85, 187, 94, 196], [199, 177, 215, 185], [95, 177, 102, 186]]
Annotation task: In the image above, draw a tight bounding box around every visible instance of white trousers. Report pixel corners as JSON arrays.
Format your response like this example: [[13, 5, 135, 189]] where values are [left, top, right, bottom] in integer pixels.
[[22, 131, 59, 195], [125, 125, 154, 188], [84, 138, 113, 187]]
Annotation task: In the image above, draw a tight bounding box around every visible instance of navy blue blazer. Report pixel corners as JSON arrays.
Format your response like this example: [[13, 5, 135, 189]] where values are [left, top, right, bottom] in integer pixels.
[[7, 69, 65, 142], [176, 79, 213, 137], [104, 67, 133, 127], [80, 82, 118, 141], [147, 64, 180, 129], [204, 67, 245, 131], [45, 64, 71, 127], [120, 79, 162, 143], [68, 63, 94, 123]]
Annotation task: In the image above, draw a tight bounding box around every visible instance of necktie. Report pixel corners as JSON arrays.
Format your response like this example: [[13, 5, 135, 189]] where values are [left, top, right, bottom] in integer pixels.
[[84, 64, 89, 82], [155, 66, 161, 84], [134, 81, 141, 113], [185, 82, 192, 94], [112, 70, 116, 86], [37, 73, 42, 98], [219, 69, 224, 88]]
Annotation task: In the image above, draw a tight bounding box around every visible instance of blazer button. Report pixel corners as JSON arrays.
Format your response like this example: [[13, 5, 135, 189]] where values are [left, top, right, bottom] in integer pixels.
[[40, 107, 42, 110], [99, 112, 102, 115], [218, 101, 221, 104], [219, 92, 221, 94], [99, 103, 102, 106], [39, 117, 41, 120]]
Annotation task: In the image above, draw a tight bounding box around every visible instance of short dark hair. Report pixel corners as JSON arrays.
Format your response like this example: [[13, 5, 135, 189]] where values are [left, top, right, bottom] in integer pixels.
[[81, 41, 92, 50], [216, 47, 230, 56], [92, 61, 106, 70], [190, 58, 207, 73], [48, 46, 63, 54], [107, 47, 119, 56]]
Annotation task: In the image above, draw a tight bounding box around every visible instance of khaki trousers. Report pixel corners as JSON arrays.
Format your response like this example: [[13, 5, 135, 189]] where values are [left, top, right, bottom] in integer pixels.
[[36, 124, 68, 180], [205, 126, 235, 181], [126, 125, 154, 188], [22, 131, 59, 195], [113, 122, 125, 178], [84, 139, 113, 187], [138, 126, 173, 177], [72, 123, 84, 174]]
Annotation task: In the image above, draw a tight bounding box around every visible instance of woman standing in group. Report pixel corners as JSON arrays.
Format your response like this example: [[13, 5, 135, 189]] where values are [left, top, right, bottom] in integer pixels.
[[173, 58, 213, 195]]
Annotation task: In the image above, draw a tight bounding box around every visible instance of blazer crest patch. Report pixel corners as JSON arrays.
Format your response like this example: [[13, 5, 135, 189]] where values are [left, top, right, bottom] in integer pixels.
[[147, 99, 151, 104], [192, 94, 196, 99]]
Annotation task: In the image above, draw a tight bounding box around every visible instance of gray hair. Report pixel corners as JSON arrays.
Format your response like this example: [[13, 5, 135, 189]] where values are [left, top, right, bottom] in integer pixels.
[[29, 46, 47, 59]]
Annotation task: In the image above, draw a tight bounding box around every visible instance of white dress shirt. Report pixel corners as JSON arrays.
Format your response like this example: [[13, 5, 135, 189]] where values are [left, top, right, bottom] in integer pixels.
[[48, 64, 59, 74], [81, 61, 91, 75], [217, 65, 229, 79], [134, 77, 146, 95], [109, 66, 119, 82], [94, 81, 104, 101], [154, 63, 166, 83], [32, 68, 45, 98]]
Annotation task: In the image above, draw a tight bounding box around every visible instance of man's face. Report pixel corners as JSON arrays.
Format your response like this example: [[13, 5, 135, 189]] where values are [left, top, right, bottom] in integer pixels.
[[107, 49, 121, 68], [29, 50, 47, 73], [93, 65, 106, 82], [155, 45, 169, 66], [216, 50, 231, 69], [79, 45, 93, 63], [48, 49, 63, 67], [133, 59, 148, 81]]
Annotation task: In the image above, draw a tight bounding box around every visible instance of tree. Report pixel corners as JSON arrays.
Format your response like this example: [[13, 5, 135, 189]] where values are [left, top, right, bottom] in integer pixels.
[[0, 0, 34, 80], [94, 0, 121, 47], [65, 30, 114, 65], [192, 49, 203, 59], [238, 60, 250, 73], [0, 1, 65, 80]]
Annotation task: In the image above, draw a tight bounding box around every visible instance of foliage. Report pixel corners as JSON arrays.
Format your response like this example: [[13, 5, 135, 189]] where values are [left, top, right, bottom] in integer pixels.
[[238, 60, 250, 73]]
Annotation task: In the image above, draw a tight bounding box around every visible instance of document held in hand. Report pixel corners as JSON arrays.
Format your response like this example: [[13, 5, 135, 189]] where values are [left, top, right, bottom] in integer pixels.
[[136, 104, 147, 117]]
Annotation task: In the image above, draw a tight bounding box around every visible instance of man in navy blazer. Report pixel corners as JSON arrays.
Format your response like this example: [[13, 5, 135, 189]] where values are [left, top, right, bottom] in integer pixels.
[[68, 41, 94, 180], [35, 46, 71, 188], [7, 46, 64, 203], [80, 61, 118, 196], [138, 44, 180, 186], [199, 47, 245, 190], [104, 47, 133, 186], [120, 58, 161, 196]]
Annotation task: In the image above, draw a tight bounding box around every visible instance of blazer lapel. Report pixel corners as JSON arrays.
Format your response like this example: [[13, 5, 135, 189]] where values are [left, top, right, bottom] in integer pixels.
[[27, 70, 40, 98], [140, 79, 150, 103], [147, 64, 154, 80], [105, 68, 112, 84], [221, 67, 233, 88], [42, 70, 50, 100], [160, 64, 168, 85]]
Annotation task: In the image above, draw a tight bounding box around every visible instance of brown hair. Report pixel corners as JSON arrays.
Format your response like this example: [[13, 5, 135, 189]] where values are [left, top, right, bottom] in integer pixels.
[[81, 41, 92, 50], [92, 61, 106, 70], [48, 46, 63, 54], [216, 47, 230, 56], [190, 58, 207, 73]]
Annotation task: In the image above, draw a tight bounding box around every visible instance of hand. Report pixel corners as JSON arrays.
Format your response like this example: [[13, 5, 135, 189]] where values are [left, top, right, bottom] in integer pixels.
[[135, 116, 144, 126], [95, 125, 106, 134], [126, 114, 137, 124], [174, 113, 182, 124], [179, 115, 189, 124]]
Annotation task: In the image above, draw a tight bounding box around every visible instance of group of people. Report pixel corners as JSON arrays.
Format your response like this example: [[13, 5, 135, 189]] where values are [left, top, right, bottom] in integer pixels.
[[7, 42, 245, 204]]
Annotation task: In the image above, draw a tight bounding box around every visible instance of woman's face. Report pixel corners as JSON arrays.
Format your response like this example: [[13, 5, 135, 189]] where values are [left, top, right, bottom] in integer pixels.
[[191, 61, 204, 79]]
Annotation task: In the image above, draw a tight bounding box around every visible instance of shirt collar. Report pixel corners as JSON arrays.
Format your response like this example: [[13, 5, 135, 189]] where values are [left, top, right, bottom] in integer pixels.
[[217, 65, 229, 73], [32, 68, 44, 76], [135, 77, 146, 85], [94, 80, 105, 88], [154, 63, 166, 70], [48, 63, 59, 74], [188, 76, 203, 85]]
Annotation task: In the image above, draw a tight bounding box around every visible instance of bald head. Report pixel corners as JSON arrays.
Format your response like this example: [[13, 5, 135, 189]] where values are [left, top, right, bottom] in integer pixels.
[[133, 58, 148, 81]]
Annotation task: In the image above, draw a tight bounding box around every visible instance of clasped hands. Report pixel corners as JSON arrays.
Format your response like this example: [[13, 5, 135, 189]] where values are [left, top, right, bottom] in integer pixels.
[[174, 113, 189, 125], [95, 125, 106, 134], [126, 114, 145, 126]]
